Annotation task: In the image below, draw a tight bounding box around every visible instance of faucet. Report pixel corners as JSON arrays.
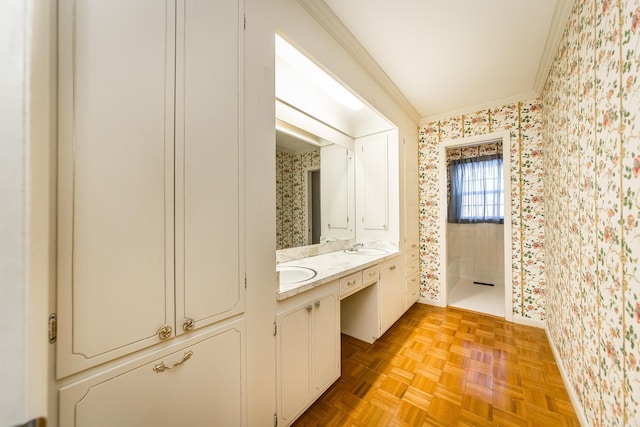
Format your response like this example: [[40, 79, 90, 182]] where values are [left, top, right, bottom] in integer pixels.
[[348, 243, 364, 252]]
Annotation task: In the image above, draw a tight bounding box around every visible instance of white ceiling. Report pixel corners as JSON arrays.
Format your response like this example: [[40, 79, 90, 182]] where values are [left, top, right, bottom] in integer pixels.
[[321, 0, 571, 120]]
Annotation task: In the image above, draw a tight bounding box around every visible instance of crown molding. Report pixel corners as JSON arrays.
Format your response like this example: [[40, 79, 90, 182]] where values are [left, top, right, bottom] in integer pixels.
[[297, 0, 421, 124], [533, 0, 576, 93], [420, 91, 539, 125]]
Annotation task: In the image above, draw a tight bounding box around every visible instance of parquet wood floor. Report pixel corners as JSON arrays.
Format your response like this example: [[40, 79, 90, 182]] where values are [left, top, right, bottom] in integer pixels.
[[292, 304, 580, 427]]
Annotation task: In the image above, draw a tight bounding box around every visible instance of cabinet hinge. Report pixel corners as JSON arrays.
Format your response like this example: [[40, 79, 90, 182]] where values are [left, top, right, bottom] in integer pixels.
[[273, 321, 277, 336], [274, 413, 278, 426], [244, 14, 246, 30], [48, 313, 57, 343], [244, 273, 247, 289]]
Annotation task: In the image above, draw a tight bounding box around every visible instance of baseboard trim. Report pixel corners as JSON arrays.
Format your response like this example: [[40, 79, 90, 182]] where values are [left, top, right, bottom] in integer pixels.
[[417, 296, 446, 307], [544, 324, 588, 427], [511, 314, 545, 329]]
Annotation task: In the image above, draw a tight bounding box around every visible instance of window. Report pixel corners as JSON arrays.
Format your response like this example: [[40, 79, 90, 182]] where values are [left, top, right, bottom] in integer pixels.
[[448, 154, 503, 223]]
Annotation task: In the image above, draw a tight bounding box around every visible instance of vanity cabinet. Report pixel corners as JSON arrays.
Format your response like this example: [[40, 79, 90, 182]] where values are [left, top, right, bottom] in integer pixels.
[[59, 318, 245, 427], [276, 284, 340, 426], [340, 256, 404, 343], [405, 244, 420, 309], [379, 256, 405, 335], [57, 0, 244, 378]]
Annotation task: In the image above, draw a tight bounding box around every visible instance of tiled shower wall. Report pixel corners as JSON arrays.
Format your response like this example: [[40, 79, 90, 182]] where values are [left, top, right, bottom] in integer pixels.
[[419, 100, 545, 320], [448, 223, 504, 288], [275, 150, 320, 250], [541, 0, 640, 424]]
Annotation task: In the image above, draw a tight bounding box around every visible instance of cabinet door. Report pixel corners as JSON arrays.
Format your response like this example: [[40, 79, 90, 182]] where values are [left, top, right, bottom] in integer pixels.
[[357, 133, 388, 230], [276, 302, 313, 424], [313, 288, 340, 393], [320, 144, 355, 240], [57, 0, 176, 378], [379, 259, 404, 335], [174, 0, 245, 333], [59, 319, 245, 427]]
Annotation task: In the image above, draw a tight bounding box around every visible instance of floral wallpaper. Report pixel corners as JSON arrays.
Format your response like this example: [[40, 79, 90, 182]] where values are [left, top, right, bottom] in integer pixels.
[[419, 100, 545, 320], [276, 149, 320, 249], [542, 0, 640, 425]]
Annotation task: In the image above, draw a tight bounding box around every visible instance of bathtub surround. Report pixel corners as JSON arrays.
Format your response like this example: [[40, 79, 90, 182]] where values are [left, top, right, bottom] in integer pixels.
[[542, 0, 640, 425], [419, 100, 545, 321]]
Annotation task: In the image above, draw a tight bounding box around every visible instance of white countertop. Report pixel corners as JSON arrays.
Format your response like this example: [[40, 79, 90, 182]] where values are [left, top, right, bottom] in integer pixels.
[[276, 243, 400, 301]]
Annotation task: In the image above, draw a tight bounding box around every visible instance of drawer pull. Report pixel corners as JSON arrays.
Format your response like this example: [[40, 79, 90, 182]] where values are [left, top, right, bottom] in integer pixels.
[[153, 350, 193, 373], [369, 272, 376, 277], [390, 265, 396, 271]]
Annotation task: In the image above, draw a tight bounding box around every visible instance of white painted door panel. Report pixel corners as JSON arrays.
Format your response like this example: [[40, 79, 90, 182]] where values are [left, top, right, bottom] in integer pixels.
[[359, 134, 388, 230], [313, 289, 340, 393], [320, 144, 354, 241], [57, 0, 176, 378], [174, 0, 244, 332], [277, 302, 313, 423], [379, 258, 403, 335]]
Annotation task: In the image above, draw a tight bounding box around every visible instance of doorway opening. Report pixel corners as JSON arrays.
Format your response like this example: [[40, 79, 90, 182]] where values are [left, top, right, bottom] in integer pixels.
[[439, 131, 513, 320], [307, 168, 321, 245]]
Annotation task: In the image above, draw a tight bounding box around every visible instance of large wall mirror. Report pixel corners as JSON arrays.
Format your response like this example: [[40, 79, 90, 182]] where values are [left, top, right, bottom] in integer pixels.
[[275, 33, 396, 252], [276, 124, 355, 250]]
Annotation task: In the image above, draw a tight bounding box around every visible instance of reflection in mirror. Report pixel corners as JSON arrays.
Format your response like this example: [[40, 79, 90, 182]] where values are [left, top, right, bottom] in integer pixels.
[[276, 128, 355, 250]]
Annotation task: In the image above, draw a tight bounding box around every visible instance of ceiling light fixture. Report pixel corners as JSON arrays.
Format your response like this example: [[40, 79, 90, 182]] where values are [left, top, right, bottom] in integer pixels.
[[275, 34, 364, 111]]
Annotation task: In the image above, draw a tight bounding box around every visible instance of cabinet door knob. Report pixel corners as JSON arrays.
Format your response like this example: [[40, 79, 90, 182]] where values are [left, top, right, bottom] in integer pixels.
[[183, 318, 195, 331], [157, 325, 173, 340], [315, 301, 320, 308], [306, 305, 312, 312]]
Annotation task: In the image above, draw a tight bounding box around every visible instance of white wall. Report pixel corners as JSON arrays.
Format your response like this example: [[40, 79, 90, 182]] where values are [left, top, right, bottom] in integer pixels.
[[2, 1, 60, 424], [0, 1, 28, 424]]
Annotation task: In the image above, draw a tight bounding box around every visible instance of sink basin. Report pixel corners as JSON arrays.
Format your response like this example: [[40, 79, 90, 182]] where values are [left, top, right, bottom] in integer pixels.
[[277, 265, 317, 285], [343, 247, 388, 255]]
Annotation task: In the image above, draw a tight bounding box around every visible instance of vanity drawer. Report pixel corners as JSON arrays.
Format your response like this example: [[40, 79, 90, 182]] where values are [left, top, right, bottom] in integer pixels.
[[407, 260, 419, 276], [340, 272, 362, 299], [406, 285, 420, 307], [362, 266, 379, 285], [405, 248, 419, 264], [406, 272, 419, 292]]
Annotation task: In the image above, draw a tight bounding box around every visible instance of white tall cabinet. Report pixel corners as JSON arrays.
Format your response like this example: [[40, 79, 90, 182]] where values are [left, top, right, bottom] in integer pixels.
[[56, 0, 245, 425]]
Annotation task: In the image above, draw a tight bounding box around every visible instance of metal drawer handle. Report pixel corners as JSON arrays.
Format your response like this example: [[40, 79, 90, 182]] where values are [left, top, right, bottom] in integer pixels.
[[390, 265, 396, 271], [153, 350, 193, 373]]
